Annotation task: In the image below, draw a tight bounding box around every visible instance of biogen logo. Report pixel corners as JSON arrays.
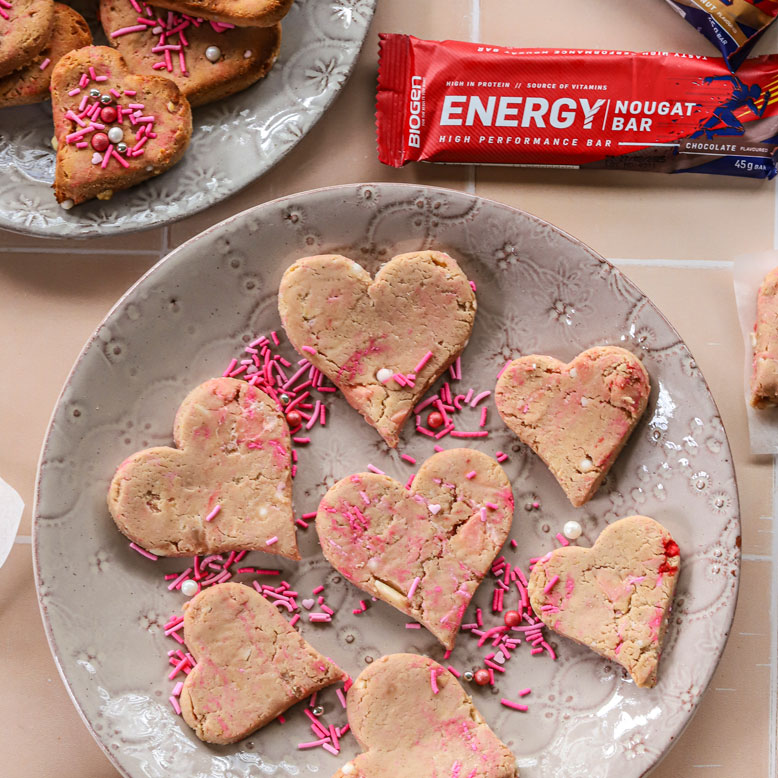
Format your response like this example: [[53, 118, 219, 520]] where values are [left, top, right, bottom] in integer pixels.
[[409, 75, 423, 148]]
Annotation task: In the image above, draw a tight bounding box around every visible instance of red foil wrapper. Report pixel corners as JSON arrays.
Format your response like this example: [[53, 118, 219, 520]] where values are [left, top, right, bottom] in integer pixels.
[[376, 34, 778, 179]]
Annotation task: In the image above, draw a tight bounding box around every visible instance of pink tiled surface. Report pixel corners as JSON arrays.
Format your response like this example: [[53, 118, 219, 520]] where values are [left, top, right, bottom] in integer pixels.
[[0, 2, 775, 777]]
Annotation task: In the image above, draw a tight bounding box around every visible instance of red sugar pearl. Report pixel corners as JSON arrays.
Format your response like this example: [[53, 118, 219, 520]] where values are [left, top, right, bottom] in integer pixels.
[[100, 105, 117, 124], [473, 669, 491, 686], [91, 132, 109, 152], [427, 410, 444, 429], [285, 410, 302, 428], [504, 610, 521, 628]]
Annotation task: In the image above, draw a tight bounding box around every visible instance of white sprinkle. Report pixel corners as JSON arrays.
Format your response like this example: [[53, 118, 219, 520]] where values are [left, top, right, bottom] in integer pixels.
[[579, 457, 594, 473], [376, 368, 393, 384], [91, 152, 102, 165], [145, 165, 153, 172], [569, 367, 577, 378], [60, 199, 74, 210], [428, 503, 441, 515], [181, 579, 198, 596], [107, 126, 124, 144], [243, 49, 252, 58], [563, 520, 582, 540], [259, 507, 268, 518], [342, 764, 355, 775], [205, 45, 222, 62], [580, 397, 588, 407]]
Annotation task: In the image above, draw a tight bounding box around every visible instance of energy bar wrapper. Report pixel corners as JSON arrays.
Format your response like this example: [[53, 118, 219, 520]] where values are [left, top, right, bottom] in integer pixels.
[[376, 34, 778, 179], [664, 0, 778, 71]]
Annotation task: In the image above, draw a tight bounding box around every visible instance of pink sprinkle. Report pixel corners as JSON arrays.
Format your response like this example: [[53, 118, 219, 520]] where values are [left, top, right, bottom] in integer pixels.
[[309, 613, 331, 623], [167, 568, 192, 591], [450, 430, 488, 438], [470, 390, 491, 407], [95, 74, 108, 82], [430, 668, 441, 694], [393, 373, 408, 387], [367, 464, 385, 475], [401, 454, 416, 465], [111, 23, 150, 36], [129, 542, 158, 560], [39, 57, 51, 70], [169, 695, 182, 715], [204, 504, 221, 522], [321, 743, 339, 756], [435, 424, 455, 439], [406, 623, 421, 629], [89, 66, 97, 80], [265, 536, 278, 546], [447, 665, 461, 677], [289, 614, 300, 627], [543, 575, 560, 594], [479, 407, 488, 427], [556, 533, 570, 546], [414, 351, 433, 373], [501, 698, 529, 712], [124, 89, 137, 95], [407, 576, 421, 599], [301, 345, 317, 355], [416, 427, 435, 438], [293, 436, 310, 444], [336, 688, 347, 708], [518, 688, 531, 696], [68, 87, 81, 96], [297, 738, 329, 749], [172, 681, 184, 696], [110, 88, 121, 97], [312, 585, 324, 595], [496, 451, 508, 462], [465, 470, 476, 480], [510, 539, 518, 549]]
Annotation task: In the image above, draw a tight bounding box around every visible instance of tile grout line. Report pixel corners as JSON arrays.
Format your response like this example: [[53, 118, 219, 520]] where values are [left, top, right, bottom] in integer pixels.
[[770, 455, 778, 778], [0, 247, 160, 256], [610, 258, 733, 270], [465, 0, 480, 196]]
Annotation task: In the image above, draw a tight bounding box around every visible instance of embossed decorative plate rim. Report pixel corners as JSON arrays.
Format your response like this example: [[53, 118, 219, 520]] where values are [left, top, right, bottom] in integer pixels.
[[33, 183, 740, 778], [0, 0, 376, 238]]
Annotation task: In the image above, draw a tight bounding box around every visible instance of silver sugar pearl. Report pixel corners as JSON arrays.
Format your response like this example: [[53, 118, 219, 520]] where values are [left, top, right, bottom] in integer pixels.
[[89, 88, 101, 98], [205, 45, 222, 62], [116, 142, 127, 153], [100, 94, 112, 104], [312, 706, 324, 717], [463, 670, 474, 682], [280, 393, 290, 405]]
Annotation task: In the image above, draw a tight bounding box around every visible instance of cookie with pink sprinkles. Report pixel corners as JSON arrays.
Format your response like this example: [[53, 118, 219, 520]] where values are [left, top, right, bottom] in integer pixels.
[[315, 448, 514, 650], [149, 0, 291, 28], [0, 0, 54, 78], [528, 515, 680, 688], [51, 45, 191, 207], [108, 377, 300, 559], [0, 3, 90, 107], [495, 346, 650, 507], [101, 0, 281, 108], [278, 251, 477, 448], [179, 582, 345, 744], [333, 653, 517, 778]]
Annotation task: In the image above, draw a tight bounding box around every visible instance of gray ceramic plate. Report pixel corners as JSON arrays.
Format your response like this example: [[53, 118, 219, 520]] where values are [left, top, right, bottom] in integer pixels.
[[34, 183, 740, 778], [0, 0, 375, 238]]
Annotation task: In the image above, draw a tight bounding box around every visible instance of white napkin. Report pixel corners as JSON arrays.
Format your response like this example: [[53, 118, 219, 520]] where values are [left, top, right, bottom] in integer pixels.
[[0, 476, 23, 569], [733, 251, 778, 454]]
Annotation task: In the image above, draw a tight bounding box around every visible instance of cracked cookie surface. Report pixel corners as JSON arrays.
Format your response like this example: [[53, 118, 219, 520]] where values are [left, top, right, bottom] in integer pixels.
[[332, 653, 517, 778], [278, 251, 477, 448], [495, 346, 650, 507], [528, 515, 680, 688], [180, 582, 344, 744], [750, 266, 778, 408], [108, 377, 299, 558], [315, 449, 513, 650]]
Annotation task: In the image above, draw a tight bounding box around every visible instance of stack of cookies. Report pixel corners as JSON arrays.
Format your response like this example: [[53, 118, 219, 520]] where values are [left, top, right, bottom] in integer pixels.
[[0, 0, 290, 205]]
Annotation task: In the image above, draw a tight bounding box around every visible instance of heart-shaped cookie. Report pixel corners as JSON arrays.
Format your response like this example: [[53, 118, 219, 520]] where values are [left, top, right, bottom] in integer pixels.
[[278, 252, 477, 448], [100, 0, 281, 108], [495, 346, 650, 507], [528, 515, 680, 688], [315, 449, 513, 649], [108, 377, 300, 559], [150, 0, 291, 27], [0, 0, 54, 78], [180, 582, 345, 744], [332, 653, 517, 778], [51, 45, 192, 207], [0, 3, 91, 107]]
